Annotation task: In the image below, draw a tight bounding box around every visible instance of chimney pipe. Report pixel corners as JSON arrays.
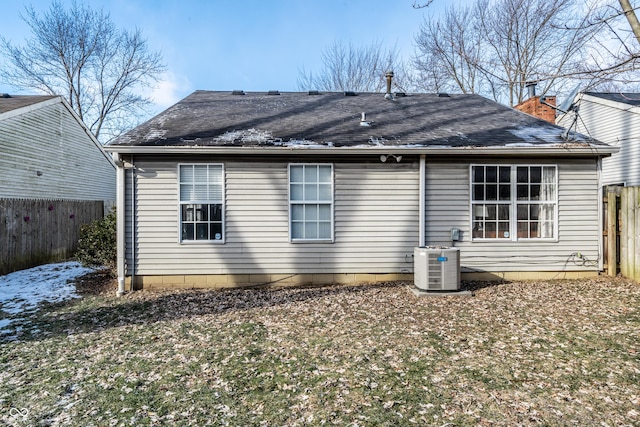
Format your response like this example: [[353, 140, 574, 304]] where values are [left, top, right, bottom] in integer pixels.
[[526, 81, 536, 99], [385, 71, 394, 100]]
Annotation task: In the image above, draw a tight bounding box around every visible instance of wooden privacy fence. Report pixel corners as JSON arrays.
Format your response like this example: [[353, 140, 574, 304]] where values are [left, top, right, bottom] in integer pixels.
[[0, 199, 104, 275], [604, 186, 640, 282]]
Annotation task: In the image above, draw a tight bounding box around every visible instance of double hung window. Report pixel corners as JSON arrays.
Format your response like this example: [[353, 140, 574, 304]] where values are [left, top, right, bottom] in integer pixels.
[[471, 165, 557, 240], [179, 164, 224, 242], [289, 164, 333, 241]]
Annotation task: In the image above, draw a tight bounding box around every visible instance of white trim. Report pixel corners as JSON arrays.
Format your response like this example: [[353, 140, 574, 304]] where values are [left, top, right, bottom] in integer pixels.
[[105, 145, 619, 157], [288, 163, 334, 243], [469, 164, 559, 242], [177, 163, 226, 244]]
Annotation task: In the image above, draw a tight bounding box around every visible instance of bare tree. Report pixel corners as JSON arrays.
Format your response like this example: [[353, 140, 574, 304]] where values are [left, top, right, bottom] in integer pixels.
[[413, 0, 640, 101], [0, 1, 164, 142], [297, 40, 412, 93], [414, 0, 595, 105], [413, 3, 488, 95]]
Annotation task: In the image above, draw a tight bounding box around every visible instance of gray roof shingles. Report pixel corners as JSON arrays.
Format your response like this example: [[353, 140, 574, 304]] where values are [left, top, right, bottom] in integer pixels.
[[110, 90, 602, 149], [585, 92, 640, 106], [0, 95, 57, 115]]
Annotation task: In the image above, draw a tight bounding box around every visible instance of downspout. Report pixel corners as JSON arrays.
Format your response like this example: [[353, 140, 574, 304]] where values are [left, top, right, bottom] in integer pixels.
[[597, 157, 604, 271], [114, 153, 126, 296], [419, 154, 426, 247], [130, 155, 136, 289]]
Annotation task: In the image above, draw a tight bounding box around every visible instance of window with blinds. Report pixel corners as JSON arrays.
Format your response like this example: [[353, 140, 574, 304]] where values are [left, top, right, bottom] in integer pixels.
[[179, 164, 224, 242]]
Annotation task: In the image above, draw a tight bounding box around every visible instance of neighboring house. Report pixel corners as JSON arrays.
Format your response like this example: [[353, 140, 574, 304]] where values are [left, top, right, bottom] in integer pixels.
[[0, 94, 116, 204], [105, 89, 616, 292], [556, 92, 640, 187], [0, 94, 116, 274]]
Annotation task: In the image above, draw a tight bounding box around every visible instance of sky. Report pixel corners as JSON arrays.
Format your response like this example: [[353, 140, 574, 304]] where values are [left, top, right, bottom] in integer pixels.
[[0, 0, 457, 114]]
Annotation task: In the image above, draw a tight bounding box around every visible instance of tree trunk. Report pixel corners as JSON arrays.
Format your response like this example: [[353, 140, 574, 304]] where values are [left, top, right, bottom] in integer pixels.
[[619, 0, 640, 45]]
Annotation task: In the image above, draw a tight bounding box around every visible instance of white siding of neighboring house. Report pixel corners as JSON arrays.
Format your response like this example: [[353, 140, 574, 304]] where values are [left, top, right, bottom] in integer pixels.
[[557, 93, 640, 187], [0, 98, 116, 204], [424, 158, 601, 272], [125, 158, 419, 276]]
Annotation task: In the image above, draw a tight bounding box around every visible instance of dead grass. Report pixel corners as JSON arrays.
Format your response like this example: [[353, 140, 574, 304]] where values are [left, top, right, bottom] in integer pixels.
[[1, 275, 639, 426]]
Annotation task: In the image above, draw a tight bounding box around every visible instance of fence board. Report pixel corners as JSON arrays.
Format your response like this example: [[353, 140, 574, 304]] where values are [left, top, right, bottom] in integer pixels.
[[618, 187, 640, 282], [0, 199, 104, 275]]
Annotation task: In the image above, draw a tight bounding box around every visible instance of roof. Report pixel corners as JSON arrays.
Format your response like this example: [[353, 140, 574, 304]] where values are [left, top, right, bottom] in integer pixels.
[[107, 90, 614, 155], [0, 95, 58, 115], [584, 92, 640, 107]]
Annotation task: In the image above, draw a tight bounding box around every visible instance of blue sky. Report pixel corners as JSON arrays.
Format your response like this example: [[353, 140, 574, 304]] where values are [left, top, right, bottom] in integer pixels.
[[0, 0, 455, 112]]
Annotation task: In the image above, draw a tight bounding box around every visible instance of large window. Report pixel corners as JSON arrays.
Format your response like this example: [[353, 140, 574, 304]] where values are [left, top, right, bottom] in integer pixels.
[[471, 165, 557, 240], [289, 164, 333, 241], [179, 164, 224, 242]]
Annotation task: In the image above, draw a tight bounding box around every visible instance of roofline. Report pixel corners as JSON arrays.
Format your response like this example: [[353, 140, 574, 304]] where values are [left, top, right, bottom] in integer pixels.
[[104, 145, 618, 157], [0, 95, 116, 170], [580, 92, 640, 114], [0, 95, 60, 121]]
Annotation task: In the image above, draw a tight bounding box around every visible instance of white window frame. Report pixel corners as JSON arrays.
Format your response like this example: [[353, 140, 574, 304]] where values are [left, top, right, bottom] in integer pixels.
[[288, 163, 334, 243], [470, 164, 558, 242], [178, 163, 225, 244]]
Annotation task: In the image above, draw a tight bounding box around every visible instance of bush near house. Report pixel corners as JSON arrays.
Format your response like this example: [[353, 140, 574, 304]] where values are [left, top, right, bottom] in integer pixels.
[[75, 207, 116, 272]]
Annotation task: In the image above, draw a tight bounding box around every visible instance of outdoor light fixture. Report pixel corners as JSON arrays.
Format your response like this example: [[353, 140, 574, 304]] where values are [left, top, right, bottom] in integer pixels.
[[380, 154, 402, 163]]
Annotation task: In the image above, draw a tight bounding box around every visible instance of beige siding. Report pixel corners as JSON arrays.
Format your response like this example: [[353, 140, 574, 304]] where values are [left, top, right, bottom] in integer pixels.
[[0, 100, 115, 203], [125, 159, 419, 276], [424, 159, 600, 272], [557, 95, 640, 186]]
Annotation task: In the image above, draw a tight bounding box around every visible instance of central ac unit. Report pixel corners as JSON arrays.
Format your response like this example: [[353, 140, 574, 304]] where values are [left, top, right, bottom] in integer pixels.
[[414, 247, 460, 291]]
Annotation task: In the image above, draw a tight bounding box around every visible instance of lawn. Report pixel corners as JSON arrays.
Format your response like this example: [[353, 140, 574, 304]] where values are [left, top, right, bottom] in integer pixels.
[[1, 274, 639, 426]]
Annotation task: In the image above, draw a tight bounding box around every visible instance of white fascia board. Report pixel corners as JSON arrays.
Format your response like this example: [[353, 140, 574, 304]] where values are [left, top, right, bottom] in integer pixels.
[[104, 145, 619, 157]]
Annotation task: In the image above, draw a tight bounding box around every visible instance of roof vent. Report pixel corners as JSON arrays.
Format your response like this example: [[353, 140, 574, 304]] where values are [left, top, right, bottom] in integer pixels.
[[438, 93, 450, 97], [308, 90, 320, 95], [385, 71, 394, 100], [344, 91, 357, 96], [395, 92, 406, 97], [267, 90, 280, 95], [360, 112, 371, 127], [0, 93, 11, 98], [231, 90, 245, 95]]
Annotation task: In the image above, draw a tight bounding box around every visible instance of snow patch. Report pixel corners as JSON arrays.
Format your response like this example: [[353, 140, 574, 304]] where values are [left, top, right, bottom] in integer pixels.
[[507, 126, 565, 144], [214, 128, 275, 144], [0, 261, 95, 335]]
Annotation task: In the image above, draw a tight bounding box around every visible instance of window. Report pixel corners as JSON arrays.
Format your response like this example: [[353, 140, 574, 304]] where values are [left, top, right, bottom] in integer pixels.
[[289, 164, 333, 241], [179, 164, 224, 242], [471, 165, 557, 240]]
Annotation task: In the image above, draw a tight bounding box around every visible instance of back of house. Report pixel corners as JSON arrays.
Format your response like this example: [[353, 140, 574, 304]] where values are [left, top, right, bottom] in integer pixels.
[[106, 89, 616, 292]]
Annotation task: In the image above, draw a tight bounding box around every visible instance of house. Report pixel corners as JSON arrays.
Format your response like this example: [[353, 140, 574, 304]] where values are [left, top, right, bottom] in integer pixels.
[[0, 94, 116, 274], [556, 92, 640, 187], [0, 94, 116, 204], [105, 89, 616, 293]]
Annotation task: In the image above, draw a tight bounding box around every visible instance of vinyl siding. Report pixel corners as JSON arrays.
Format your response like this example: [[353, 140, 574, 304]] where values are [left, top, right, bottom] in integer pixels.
[[557, 95, 640, 186], [424, 159, 600, 272], [0, 100, 115, 202], [125, 158, 419, 276]]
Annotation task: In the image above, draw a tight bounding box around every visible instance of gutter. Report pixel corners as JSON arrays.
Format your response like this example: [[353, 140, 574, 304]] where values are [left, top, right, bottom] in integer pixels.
[[104, 145, 619, 157]]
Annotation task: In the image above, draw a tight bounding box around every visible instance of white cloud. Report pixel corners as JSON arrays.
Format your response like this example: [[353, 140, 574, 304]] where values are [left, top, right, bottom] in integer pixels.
[[151, 72, 192, 109]]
